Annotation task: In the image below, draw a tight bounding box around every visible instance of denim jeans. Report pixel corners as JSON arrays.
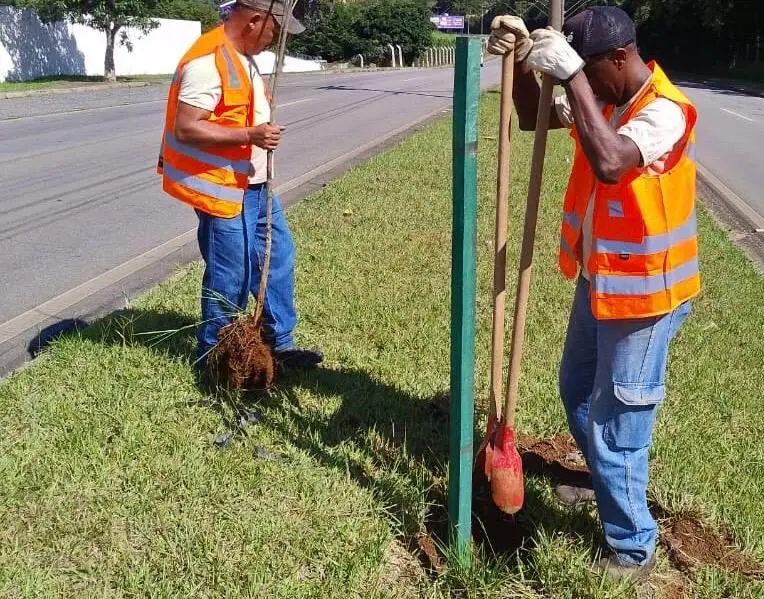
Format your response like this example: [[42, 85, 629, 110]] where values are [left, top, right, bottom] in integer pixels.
[[559, 276, 691, 566], [195, 184, 297, 363]]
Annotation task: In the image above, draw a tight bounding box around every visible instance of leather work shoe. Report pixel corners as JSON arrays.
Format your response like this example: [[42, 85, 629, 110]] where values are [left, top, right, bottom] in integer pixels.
[[555, 484, 596, 506], [592, 553, 656, 582], [275, 347, 324, 369]]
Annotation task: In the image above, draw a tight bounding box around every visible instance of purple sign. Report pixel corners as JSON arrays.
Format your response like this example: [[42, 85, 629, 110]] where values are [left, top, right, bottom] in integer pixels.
[[432, 14, 465, 29]]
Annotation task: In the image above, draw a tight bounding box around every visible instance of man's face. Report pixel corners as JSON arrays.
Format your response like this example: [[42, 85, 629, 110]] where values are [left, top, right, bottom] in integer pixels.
[[242, 11, 280, 55], [583, 48, 628, 105]]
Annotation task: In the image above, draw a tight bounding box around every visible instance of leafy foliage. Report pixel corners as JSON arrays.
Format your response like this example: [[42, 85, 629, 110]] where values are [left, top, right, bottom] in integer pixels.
[[153, 0, 219, 31], [289, 0, 433, 65]]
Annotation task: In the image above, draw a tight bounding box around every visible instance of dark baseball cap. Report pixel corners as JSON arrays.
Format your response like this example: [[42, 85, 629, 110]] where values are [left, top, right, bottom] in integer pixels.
[[562, 6, 636, 59], [235, 0, 305, 34]]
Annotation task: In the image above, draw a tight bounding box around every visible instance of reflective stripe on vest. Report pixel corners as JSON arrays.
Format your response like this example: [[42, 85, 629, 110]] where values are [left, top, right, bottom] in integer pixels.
[[563, 211, 580, 230], [594, 211, 697, 256], [164, 133, 250, 176], [593, 257, 699, 296], [162, 163, 245, 203]]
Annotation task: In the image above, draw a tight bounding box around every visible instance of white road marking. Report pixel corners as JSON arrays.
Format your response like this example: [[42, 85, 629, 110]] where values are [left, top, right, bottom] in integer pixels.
[[400, 77, 418, 82], [278, 97, 313, 108], [721, 107, 754, 121]]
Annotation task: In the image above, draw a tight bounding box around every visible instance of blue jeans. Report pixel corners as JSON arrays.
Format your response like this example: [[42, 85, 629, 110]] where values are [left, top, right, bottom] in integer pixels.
[[559, 276, 691, 566], [195, 184, 297, 363]]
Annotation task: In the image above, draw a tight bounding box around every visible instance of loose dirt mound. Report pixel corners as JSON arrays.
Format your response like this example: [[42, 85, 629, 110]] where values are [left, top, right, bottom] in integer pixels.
[[207, 315, 275, 390], [661, 516, 764, 578], [516, 432, 592, 488]]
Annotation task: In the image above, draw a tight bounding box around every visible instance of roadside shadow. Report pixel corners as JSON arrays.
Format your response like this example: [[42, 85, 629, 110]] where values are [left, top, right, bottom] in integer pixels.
[[317, 84, 451, 99], [86, 306, 602, 565], [0, 7, 86, 81], [671, 77, 764, 99], [83, 307, 197, 364], [266, 365, 602, 565], [28, 318, 90, 358]]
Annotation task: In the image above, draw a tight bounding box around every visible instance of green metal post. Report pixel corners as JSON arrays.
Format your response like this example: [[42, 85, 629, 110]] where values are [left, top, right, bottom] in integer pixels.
[[449, 35, 480, 563]]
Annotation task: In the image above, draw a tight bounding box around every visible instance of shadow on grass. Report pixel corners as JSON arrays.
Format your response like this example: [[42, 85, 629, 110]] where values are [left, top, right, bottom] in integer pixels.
[[89, 306, 602, 570]]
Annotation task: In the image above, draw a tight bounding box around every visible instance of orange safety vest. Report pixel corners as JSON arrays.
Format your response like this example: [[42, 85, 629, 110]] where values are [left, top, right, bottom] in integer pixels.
[[559, 62, 700, 320], [157, 26, 255, 218]]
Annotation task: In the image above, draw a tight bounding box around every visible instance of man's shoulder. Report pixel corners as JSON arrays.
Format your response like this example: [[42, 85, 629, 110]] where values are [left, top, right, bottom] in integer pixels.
[[183, 53, 219, 78]]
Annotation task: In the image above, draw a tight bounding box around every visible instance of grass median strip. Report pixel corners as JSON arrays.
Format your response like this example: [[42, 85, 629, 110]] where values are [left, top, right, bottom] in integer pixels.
[[0, 75, 170, 93], [0, 90, 762, 598]]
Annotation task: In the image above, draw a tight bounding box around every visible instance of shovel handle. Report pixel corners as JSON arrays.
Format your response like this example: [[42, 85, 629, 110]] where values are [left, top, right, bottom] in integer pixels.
[[503, 0, 563, 428], [488, 52, 514, 422]]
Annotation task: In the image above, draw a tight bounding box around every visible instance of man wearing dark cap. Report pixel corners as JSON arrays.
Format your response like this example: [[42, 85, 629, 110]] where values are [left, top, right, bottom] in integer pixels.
[[158, 0, 323, 373], [488, 7, 699, 581]]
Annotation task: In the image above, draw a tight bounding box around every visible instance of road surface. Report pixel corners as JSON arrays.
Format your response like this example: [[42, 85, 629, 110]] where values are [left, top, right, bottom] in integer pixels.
[[677, 79, 764, 226], [0, 62, 501, 374]]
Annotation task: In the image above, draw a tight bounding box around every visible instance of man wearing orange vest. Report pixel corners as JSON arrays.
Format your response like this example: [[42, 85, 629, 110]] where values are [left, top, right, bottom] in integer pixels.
[[158, 0, 323, 372], [488, 7, 698, 580]]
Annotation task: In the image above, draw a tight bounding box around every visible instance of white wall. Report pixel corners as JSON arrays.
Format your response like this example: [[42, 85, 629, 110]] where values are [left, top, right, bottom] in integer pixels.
[[0, 7, 325, 82], [0, 7, 200, 81]]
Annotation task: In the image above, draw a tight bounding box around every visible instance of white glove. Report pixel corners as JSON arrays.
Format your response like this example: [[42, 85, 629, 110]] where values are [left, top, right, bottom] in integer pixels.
[[526, 28, 585, 81], [487, 15, 532, 61]]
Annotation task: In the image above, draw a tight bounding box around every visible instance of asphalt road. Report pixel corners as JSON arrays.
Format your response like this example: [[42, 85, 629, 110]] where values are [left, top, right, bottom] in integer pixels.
[[0, 62, 501, 374], [677, 80, 764, 224]]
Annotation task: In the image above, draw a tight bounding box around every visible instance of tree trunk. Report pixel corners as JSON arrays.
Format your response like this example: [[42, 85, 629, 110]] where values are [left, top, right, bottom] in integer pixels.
[[104, 26, 119, 83]]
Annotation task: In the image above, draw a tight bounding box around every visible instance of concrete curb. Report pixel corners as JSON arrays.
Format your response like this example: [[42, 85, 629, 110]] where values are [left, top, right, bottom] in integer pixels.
[[673, 71, 764, 99], [697, 164, 764, 232], [697, 163, 764, 272], [0, 80, 168, 100]]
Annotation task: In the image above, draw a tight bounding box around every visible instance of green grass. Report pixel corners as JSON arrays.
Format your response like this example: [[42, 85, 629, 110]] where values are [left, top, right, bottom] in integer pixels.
[[1, 90, 763, 598], [0, 75, 171, 93]]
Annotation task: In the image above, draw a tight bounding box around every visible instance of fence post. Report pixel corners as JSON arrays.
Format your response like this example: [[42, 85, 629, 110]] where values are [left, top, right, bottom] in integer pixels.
[[449, 34, 480, 566]]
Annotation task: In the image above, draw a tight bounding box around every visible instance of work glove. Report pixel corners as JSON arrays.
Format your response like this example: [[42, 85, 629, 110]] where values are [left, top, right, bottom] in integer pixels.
[[487, 15, 532, 61], [526, 28, 585, 82]]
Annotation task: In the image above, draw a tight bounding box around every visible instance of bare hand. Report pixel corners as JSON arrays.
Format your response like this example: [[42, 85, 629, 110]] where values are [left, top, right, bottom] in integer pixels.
[[249, 123, 285, 150]]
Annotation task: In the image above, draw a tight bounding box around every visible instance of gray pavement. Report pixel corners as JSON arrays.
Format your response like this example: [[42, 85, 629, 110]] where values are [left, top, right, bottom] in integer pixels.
[[677, 80, 764, 224], [0, 62, 501, 375]]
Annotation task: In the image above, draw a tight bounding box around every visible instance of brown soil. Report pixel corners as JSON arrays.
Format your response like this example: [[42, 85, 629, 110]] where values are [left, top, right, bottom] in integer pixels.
[[516, 432, 592, 488], [207, 315, 275, 390], [416, 527, 446, 574], [660, 516, 764, 579]]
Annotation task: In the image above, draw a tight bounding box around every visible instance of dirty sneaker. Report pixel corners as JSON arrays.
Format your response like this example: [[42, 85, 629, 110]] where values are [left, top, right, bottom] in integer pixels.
[[592, 553, 656, 582], [555, 484, 596, 506], [275, 347, 324, 369]]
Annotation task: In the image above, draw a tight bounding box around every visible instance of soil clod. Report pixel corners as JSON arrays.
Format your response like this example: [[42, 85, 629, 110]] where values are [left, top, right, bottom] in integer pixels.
[[207, 315, 275, 390], [660, 516, 764, 578]]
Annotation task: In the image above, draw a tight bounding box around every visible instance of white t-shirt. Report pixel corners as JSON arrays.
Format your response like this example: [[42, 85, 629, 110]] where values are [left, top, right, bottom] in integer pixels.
[[554, 82, 687, 279], [178, 51, 270, 184]]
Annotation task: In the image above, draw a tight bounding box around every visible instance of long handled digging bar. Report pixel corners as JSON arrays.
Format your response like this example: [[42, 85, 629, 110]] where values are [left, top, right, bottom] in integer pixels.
[[475, 50, 514, 482], [253, 2, 299, 326], [491, 0, 564, 515]]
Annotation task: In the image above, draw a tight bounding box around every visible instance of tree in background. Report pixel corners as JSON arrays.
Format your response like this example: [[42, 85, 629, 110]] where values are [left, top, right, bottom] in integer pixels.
[[18, 0, 160, 81], [153, 0, 219, 31], [289, 0, 432, 65]]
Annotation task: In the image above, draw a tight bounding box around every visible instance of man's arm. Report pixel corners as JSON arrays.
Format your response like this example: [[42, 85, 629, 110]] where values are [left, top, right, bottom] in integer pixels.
[[174, 102, 284, 150], [563, 72, 641, 184], [172, 56, 283, 150]]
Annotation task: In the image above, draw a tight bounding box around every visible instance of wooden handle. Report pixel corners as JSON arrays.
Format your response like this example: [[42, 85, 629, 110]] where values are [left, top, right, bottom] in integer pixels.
[[488, 53, 514, 422], [502, 0, 563, 427]]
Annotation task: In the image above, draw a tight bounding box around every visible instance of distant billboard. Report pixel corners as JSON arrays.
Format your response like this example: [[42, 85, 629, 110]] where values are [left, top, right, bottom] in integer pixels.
[[430, 14, 465, 30]]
